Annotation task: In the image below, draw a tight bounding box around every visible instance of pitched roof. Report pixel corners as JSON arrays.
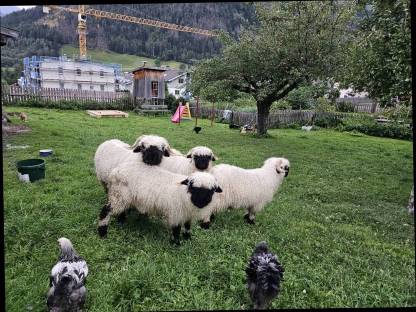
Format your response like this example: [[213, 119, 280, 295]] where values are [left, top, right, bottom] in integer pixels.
[[164, 69, 187, 82], [131, 66, 167, 73]]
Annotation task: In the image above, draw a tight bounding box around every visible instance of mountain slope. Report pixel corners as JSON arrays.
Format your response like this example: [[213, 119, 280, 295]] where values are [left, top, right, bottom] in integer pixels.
[[0, 4, 256, 68]]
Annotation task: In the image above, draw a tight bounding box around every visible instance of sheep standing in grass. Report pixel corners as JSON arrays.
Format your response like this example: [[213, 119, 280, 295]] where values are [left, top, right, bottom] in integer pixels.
[[94, 135, 174, 193], [160, 146, 217, 175], [98, 162, 223, 245], [202, 157, 290, 228]]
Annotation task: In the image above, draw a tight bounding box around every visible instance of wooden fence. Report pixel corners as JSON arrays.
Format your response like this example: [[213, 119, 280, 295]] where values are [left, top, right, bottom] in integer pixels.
[[1, 84, 134, 106], [335, 97, 382, 114], [190, 105, 367, 129]]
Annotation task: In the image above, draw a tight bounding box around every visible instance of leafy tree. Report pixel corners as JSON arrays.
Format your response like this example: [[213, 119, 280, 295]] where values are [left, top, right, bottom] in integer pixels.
[[191, 2, 355, 135], [338, 0, 411, 107]]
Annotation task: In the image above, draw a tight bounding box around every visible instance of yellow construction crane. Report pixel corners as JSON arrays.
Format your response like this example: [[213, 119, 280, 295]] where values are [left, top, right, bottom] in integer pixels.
[[43, 5, 218, 60]]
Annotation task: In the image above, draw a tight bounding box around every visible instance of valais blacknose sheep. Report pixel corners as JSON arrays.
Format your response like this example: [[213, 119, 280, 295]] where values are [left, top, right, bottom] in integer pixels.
[[47, 238, 88, 312], [160, 146, 217, 175], [246, 241, 284, 310], [94, 135, 175, 192], [204, 157, 290, 227], [98, 161, 223, 245]]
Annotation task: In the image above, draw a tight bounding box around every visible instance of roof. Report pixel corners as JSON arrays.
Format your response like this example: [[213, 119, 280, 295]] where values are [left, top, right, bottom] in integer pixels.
[[164, 69, 187, 82], [1, 26, 18, 39], [131, 66, 167, 73]]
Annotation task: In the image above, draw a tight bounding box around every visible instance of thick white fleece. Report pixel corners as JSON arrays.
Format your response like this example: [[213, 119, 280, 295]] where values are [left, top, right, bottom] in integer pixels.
[[208, 157, 290, 217], [106, 163, 221, 227], [94, 139, 139, 186], [159, 146, 216, 175]]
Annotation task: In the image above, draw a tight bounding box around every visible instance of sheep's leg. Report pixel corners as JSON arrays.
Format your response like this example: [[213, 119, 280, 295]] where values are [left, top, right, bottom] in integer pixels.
[[244, 207, 256, 225], [170, 225, 181, 246], [116, 211, 127, 224], [183, 221, 192, 240], [98, 203, 112, 237], [200, 217, 211, 229]]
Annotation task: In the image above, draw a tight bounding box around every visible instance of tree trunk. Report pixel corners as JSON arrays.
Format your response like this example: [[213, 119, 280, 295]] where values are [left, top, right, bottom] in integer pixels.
[[256, 102, 271, 135]]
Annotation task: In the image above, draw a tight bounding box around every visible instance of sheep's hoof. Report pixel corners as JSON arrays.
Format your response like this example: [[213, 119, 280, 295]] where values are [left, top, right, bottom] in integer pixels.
[[200, 221, 210, 229], [244, 214, 255, 225], [183, 232, 191, 240], [210, 214, 216, 221], [170, 238, 181, 246], [98, 226, 108, 237], [116, 212, 127, 224]]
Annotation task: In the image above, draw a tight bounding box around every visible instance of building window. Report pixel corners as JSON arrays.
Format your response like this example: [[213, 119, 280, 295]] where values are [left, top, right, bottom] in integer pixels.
[[100, 70, 104, 77], [178, 78, 184, 84], [58, 67, 63, 74], [175, 90, 180, 95], [90, 85, 94, 90], [151, 81, 159, 97], [76, 69, 81, 76], [59, 81, 64, 89], [100, 84, 105, 91], [78, 84, 82, 91]]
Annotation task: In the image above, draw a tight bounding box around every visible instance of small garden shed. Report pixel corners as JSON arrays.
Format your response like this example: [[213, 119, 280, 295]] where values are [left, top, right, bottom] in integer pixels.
[[132, 64, 168, 113]]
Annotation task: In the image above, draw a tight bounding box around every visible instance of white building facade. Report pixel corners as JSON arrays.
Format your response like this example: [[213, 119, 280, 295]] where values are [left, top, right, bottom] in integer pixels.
[[164, 69, 190, 99], [21, 56, 121, 92]]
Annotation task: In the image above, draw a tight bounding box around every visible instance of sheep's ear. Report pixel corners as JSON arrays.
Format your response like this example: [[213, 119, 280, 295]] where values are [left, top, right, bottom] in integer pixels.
[[180, 179, 189, 185], [133, 145, 142, 153], [215, 186, 223, 193], [186, 153, 192, 158], [212, 154, 217, 161], [164, 149, 170, 157]]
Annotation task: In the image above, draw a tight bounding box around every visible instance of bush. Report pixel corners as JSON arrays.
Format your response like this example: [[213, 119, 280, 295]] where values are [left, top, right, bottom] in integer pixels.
[[339, 115, 412, 140], [165, 94, 177, 113], [314, 97, 335, 112], [286, 86, 317, 110], [271, 99, 291, 111], [314, 113, 343, 128], [336, 101, 356, 113], [3, 97, 135, 111]]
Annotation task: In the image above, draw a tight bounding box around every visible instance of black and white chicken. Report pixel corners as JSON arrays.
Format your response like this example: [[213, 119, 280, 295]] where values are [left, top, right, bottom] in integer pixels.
[[245, 241, 284, 310], [47, 237, 89, 312]]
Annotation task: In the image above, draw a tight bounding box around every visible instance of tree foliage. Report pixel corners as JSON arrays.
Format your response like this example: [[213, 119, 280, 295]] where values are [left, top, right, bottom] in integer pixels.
[[338, 0, 411, 107], [191, 1, 355, 134]]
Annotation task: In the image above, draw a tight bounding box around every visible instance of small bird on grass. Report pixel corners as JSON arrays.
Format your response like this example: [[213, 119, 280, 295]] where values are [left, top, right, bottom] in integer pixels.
[[47, 238, 88, 312], [245, 241, 284, 310], [193, 126, 202, 134]]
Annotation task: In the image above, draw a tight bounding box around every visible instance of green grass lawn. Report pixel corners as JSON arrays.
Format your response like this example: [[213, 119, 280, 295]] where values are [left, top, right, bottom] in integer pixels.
[[60, 45, 187, 71], [3, 107, 415, 311]]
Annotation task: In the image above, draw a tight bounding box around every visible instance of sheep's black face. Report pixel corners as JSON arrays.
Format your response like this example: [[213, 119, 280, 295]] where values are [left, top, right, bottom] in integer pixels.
[[193, 155, 212, 170], [142, 146, 164, 165], [181, 180, 222, 209], [284, 166, 290, 177]]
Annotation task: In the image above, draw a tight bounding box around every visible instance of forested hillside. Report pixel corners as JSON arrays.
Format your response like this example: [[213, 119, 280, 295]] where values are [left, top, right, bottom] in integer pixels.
[[1, 3, 256, 71]]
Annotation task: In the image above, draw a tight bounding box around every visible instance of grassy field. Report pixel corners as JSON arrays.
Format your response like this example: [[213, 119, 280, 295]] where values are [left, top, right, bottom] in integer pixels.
[[60, 45, 188, 71], [3, 107, 415, 311]]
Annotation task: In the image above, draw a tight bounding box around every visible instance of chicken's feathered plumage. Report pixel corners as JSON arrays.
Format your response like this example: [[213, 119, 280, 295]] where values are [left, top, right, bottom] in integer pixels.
[[246, 241, 284, 309], [47, 238, 88, 312]]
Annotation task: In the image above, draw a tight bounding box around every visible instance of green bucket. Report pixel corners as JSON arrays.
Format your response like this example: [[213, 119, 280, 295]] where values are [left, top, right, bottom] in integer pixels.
[[16, 159, 45, 182]]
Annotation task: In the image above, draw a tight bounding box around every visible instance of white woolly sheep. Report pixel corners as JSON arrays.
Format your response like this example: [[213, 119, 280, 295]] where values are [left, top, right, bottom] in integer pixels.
[[159, 146, 217, 175], [203, 157, 290, 228], [94, 135, 175, 192], [98, 163, 223, 245]]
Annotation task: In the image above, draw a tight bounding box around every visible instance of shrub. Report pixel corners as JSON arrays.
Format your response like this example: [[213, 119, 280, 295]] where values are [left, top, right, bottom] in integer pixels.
[[271, 99, 291, 111], [339, 115, 412, 140], [165, 94, 177, 113], [336, 101, 356, 113], [314, 113, 343, 128], [3, 97, 135, 111], [314, 97, 335, 112], [286, 86, 316, 110]]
